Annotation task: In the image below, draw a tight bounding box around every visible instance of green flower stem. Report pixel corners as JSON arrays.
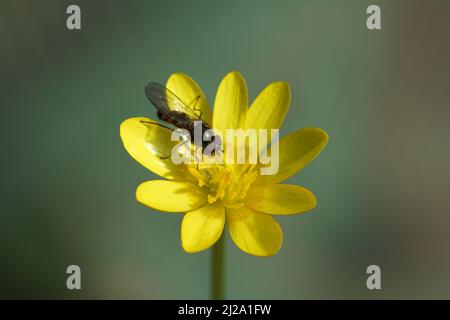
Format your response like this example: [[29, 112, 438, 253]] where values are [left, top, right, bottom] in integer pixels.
[[212, 233, 225, 300]]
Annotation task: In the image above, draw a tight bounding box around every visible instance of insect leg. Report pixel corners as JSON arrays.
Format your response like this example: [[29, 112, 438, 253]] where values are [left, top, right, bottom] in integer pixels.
[[140, 120, 172, 131], [216, 146, 224, 157], [187, 95, 202, 119], [160, 153, 172, 160], [160, 139, 190, 160], [195, 109, 202, 119], [193, 145, 202, 170]]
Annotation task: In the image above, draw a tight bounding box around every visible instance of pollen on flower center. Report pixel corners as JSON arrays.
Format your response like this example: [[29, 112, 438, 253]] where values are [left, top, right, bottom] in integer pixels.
[[188, 164, 258, 209]]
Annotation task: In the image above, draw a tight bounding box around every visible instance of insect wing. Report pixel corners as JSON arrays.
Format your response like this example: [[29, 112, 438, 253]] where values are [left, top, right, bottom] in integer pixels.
[[145, 82, 200, 120]]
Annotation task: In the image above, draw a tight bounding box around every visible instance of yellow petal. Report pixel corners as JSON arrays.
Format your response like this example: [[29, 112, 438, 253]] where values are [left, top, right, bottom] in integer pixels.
[[227, 206, 283, 257], [166, 73, 212, 125], [120, 117, 191, 181], [136, 180, 206, 212], [213, 71, 248, 130], [181, 202, 225, 253], [246, 184, 316, 215], [245, 81, 290, 131], [254, 127, 328, 185]]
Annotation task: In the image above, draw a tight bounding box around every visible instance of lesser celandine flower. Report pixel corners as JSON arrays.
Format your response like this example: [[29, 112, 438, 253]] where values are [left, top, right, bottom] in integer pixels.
[[120, 71, 328, 257]]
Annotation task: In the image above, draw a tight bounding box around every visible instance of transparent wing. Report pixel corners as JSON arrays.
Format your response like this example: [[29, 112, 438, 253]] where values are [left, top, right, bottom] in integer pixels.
[[145, 82, 201, 121]]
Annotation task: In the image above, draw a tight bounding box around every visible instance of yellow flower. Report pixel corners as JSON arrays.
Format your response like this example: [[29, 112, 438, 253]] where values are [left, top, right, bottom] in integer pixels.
[[120, 71, 328, 257]]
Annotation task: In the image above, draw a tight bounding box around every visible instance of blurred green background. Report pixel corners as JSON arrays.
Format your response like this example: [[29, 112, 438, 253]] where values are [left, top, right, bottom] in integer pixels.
[[1, 0, 450, 299]]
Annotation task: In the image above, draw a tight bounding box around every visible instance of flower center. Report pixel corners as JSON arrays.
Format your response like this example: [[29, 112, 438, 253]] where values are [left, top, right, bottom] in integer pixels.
[[188, 164, 258, 209]]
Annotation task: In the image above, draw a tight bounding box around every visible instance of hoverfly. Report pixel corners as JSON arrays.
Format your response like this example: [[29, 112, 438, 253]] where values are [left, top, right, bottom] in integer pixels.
[[143, 82, 221, 160]]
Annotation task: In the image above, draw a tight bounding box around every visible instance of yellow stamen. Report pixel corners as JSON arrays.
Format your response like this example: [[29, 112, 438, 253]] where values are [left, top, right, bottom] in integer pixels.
[[187, 163, 258, 209]]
